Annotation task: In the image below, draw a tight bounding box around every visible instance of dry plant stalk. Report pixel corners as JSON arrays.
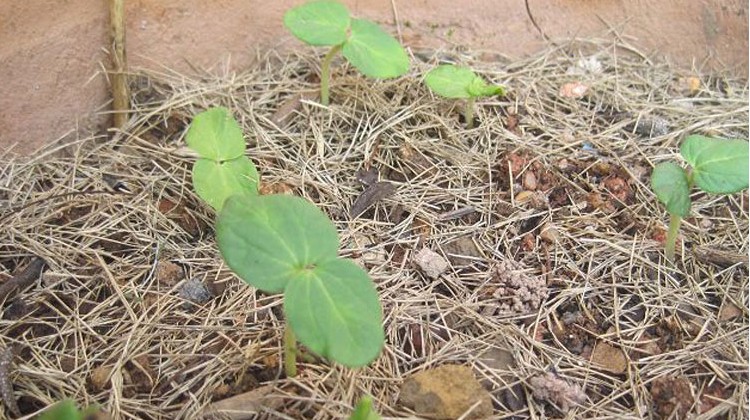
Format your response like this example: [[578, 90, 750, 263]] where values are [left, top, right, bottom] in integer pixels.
[[109, 0, 129, 128]]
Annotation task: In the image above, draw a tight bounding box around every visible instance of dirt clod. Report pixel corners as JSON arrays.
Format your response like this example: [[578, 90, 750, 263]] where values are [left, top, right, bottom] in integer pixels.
[[528, 372, 585, 413], [413, 248, 449, 279], [156, 260, 183, 287], [650, 375, 695, 419], [399, 364, 493, 419], [590, 341, 628, 374], [482, 260, 547, 315]]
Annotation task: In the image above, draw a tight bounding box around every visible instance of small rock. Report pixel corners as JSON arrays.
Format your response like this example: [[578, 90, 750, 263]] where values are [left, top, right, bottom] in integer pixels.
[[399, 364, 493, 419], [178, 277, 214, 305], [539, 223, 560, 243], [590, 341, 628, 374], [559, 81, 589, 98], [719, 301, 742, 321], [90, 365, 114, 391], [443, 237, 482, 265], [156, 260, 183, 287], [414, 248, 449, 279], [627, 117, 670, 138], [522, 171, 537, 190]]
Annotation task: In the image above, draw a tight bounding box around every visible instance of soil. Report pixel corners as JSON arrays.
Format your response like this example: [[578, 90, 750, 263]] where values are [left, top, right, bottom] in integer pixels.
[[0, 0, 747, 156], [0, 41, 747, 419]]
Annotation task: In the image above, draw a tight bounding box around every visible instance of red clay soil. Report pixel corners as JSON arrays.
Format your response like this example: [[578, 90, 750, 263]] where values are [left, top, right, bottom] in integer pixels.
[[0, 0, 747, 157]]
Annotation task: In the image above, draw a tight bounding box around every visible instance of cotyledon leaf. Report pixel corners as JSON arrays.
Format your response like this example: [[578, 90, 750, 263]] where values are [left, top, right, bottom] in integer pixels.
[[192, 156, 258, 211], [216, 194, 340, 293], [680, 135, 749, 194], [284, 258, 384, 367], [652, 161, 691, 217], [343, 18, 409, 79], [186, 107, 246, 161], [284, 0, 350, 46]]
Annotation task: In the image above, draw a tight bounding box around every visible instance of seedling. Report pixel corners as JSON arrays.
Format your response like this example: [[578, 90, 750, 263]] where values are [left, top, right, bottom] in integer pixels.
[[284, 0, 409, 105], [651, 134, 749, 261], [186, 107, 258, 210], [186, 107, 384, 375], [424, 64, 505, 128], [349, 395, 381, 420], [39, 399, 99, 420]]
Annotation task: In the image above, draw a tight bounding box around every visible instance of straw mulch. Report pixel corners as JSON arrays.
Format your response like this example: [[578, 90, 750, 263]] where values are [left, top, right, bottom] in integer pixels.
[[0, 39, 747, 419]]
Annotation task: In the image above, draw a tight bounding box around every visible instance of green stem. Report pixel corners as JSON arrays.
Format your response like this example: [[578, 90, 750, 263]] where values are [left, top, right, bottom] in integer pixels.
[[283, 322, 297, 377], [464, 97, 476, 129], [665, 213, 682, 262], [320, 44, 343, 106]]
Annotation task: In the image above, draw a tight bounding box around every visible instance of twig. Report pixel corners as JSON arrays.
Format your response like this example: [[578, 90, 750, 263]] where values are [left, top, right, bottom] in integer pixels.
[[109, 0, 129, 128]]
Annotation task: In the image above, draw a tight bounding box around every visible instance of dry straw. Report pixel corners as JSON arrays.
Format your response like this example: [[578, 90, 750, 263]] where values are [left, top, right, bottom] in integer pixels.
[[0, 39, 747, 418]]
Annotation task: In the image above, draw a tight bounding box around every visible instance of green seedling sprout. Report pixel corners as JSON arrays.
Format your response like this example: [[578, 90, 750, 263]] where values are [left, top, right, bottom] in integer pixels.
[[186, 107, 384, 376], [349, 395, 381, 420], [284, 0, 410, 105], [651, 134, 749, 261], [424, 64, 505, 128], [39, 399, 100, 420]]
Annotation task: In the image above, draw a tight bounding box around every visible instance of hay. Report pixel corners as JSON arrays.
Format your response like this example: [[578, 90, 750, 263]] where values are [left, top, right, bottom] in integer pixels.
[[0, 39, 747, 419]]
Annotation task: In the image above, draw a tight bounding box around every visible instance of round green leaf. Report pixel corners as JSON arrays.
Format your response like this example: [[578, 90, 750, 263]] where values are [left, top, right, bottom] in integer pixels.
[[680, 135, 749, 194], [186, 107, 245, 161], [342, 18, 409, 79], [216, 194, 340, 293], [284, 0, 350, 46], [192, 156, 258, 211], [424, 65, 477, 98], [284, 258, 384, 367], [652, 161, 691, 217]]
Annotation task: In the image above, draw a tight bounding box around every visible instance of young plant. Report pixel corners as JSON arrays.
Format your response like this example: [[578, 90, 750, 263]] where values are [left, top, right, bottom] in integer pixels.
[[349, 395, 381, 420], [424, 64, 506, 128], [186, 107, 384, 375], [284, 0, 410, 105], [39, 399, 99, 420], [186, 107, 259, 210], [651, 134, 749, 261]]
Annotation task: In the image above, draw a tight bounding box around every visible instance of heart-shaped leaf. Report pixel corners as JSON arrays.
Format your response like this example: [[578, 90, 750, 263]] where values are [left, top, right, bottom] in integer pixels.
[[284, 0, 350, 46], [652, 161, 691, 217], [680, 135, 749, 194], [216, 194, 340, 293], [192, 156, 258, 211], [343, 19, 409, 79], [284, 258, 384, 367], [186, 107, 245, 161]]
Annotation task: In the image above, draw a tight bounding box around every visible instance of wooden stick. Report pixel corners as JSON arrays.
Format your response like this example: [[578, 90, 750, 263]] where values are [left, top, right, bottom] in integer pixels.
[[109, 0, 129, 129]]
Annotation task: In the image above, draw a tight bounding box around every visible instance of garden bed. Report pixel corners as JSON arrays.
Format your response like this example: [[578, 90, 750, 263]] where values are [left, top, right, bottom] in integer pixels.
[[0, 39, 747, 419]]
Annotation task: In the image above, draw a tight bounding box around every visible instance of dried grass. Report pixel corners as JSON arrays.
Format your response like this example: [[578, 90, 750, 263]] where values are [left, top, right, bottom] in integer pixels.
[[0, 39, 747, 419]]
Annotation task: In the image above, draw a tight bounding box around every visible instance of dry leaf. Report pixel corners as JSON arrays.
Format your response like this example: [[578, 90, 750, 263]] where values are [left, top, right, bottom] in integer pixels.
[[199, 384, 279, 419], [350, 181, 396, 218], [719, 301, 742, 321], [270, 92, 317, 126]]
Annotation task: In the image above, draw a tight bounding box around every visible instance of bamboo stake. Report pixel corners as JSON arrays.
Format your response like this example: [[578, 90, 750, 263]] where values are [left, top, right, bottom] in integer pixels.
[[109, 0, 129, 129]]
